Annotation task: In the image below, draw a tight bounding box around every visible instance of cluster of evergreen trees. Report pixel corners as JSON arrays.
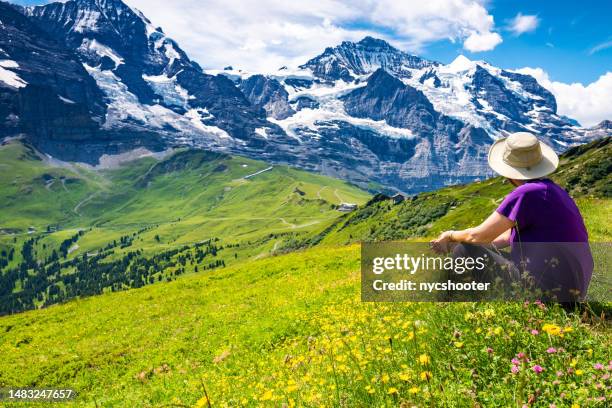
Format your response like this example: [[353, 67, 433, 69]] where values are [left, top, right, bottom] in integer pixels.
[[0, 235, 226, 315]]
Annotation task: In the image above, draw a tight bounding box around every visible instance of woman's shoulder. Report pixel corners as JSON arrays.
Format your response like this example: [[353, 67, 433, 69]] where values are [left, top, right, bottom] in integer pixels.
[[514, 179, 551, 194]]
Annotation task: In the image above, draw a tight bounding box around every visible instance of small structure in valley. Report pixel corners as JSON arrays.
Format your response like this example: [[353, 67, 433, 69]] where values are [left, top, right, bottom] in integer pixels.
[[337, 202, 358, 212], [391, 193, 406, 204]]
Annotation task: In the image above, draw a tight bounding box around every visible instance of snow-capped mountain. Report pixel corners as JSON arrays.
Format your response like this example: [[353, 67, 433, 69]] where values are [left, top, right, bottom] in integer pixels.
[[1, 0, 609, 193], [20, 0, 293, 155], [217, 37, 602, 191], [298, 36, 435, 82]]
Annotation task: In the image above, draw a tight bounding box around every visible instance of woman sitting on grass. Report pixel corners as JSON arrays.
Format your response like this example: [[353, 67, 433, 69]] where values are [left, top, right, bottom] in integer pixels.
[[431, 132, 593, 302]]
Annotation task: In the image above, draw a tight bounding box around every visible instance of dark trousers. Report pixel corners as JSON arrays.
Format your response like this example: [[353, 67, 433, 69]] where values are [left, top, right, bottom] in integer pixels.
[[452, 243, 521, 284]]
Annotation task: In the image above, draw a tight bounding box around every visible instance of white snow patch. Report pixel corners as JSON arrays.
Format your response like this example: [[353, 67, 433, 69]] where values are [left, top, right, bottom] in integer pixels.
[[255, 127, 269, 139], [163, 42, 180, 65], [79, 38, 124, 67], [0, 60, 27, 89], [477, 98, 492, 111], [73, 9, 101, 33], [58, 95, 76, 104], [0, 60, 19, 69], [443, 55, 476, 73], [84, 63, 228, 140], [184, 108, 231, 139], [269, 76, 417, 140], [143, 73, 193, 108]]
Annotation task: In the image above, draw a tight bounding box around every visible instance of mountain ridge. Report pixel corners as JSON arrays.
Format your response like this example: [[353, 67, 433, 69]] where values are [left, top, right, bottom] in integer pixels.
[[0, 0, 609, 193]]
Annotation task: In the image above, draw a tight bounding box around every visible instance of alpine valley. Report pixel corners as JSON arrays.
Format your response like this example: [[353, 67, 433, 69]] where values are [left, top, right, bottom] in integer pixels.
[[0, 0, 608, 193]]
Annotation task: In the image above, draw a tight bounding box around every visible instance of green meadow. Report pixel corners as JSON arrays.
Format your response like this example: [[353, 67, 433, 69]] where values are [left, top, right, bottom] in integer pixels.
[[0, 137, 610, 407]]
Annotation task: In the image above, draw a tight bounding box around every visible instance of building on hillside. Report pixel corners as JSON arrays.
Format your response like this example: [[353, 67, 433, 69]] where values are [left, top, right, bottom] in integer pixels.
[[337, 202, 358, 212], [391, 193, 406, 204]]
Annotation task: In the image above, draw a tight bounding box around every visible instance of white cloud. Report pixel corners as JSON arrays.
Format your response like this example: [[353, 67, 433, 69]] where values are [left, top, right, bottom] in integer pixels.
[[517, 67, 612, 127], [508, 13, 539, 35], [124, 0, 503, 72], [463, 31, 503, 52], [589, 40, 612, 55]]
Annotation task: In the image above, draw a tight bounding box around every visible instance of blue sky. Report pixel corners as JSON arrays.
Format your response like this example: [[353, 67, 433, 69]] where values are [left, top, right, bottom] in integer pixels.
[[419, 0, 612, 84], [10, 0, 612, 125]]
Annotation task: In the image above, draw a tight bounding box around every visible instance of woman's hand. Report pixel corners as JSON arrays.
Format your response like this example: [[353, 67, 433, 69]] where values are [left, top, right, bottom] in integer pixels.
[[430, 231, 454, 254]]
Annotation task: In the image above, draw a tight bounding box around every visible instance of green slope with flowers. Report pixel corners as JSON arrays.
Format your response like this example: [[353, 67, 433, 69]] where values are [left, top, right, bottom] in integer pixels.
[[0, 138, 610, 407]]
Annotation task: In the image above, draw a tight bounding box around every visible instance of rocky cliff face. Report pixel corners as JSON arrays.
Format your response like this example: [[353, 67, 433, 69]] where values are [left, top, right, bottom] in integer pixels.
[[239, 75, 295, 120], [0, 0, 608, 193], [0, 1, 166, 159], [23, 0, 291, 158]]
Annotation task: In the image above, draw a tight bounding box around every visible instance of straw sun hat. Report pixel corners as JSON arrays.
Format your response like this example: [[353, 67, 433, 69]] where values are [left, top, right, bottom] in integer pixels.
[[488, 132, 559, 180]]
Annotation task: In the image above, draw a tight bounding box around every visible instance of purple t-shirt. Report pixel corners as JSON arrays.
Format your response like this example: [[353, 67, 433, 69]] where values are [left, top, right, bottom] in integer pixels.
[[496, 179, 593, 299]]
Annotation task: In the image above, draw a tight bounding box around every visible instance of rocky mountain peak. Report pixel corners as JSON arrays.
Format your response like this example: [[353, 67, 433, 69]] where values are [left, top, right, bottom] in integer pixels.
[[299, 36, 435, 82]]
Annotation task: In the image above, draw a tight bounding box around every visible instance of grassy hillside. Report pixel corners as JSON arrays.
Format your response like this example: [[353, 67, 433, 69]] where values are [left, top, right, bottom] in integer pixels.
[[297, 136, 611, 247], [0, 140, 369, 313], [1, 245, 610, 407], [0, 138, 610, 407]]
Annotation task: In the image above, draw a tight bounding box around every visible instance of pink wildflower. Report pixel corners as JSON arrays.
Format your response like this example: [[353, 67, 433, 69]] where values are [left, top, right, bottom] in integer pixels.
[[547, 347, 557, 354], [532, 365, 544, 374]]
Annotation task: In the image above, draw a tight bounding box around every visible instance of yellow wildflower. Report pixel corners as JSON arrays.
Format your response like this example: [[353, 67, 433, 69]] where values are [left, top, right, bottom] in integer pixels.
[[409, 386, 420, 394], [419, 354, 430, 365], [542, 323, 561, 336], [454, 341, 464, 348], [420, 371, 432, 381], [381, 374, 390, 383], [195, 396, 209, 408], [387, 387, 399, 395]]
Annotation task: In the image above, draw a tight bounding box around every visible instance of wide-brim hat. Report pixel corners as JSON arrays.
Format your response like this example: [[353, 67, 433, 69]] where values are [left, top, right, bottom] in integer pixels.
[[488, 132, 559, 180]]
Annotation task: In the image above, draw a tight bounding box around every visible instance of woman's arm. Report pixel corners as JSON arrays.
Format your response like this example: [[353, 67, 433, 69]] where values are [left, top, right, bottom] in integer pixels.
[[431, 211, 514, 253], [491, 228, 512, 249]]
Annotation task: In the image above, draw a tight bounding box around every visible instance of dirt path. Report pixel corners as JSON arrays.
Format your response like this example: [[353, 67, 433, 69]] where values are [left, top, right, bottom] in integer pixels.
[[243, 166, 273, 179], [133, 162, 160, 186], [279, 217, 296, 228], [333, 188, 344, 203], [73, 193, 97, 215], [316, 186, 328, 199]]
